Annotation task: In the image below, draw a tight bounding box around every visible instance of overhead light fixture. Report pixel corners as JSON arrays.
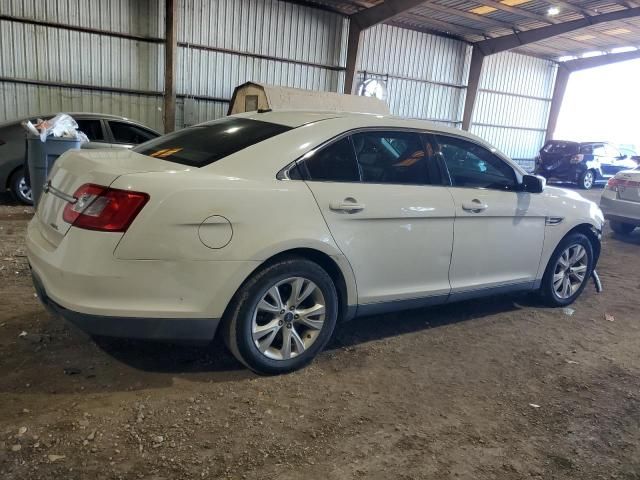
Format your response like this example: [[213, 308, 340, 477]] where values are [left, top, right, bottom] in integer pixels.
[[547, 6, 560, 15], [603, 28, 632, 36], [557, 55, 577, 62], [582, 51, 604, 58], [610, 46, 637, 54], [469, 5, 497, 14], [573, 34, 596, 41], [500, 0, 531, 5]]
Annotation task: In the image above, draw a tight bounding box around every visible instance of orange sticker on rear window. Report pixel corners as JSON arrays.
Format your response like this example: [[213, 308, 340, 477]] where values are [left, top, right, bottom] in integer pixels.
[[150, 147, 183, 158]]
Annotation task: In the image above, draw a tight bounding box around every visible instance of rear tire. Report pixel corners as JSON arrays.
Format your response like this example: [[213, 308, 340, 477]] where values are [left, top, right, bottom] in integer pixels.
[[578, 170, 595, 190], [610, 220, 636, 235], [540, 232, 594, 307], [9, 168, 33, 205], [222, 257, 338, 375]]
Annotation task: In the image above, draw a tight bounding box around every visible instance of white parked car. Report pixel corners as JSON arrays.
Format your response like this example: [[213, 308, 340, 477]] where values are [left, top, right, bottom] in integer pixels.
[[600, 167, 640, 234], [27, 111, 604, 374]]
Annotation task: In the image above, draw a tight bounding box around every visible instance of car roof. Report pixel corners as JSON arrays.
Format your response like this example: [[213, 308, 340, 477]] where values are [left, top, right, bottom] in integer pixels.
[[0, 112, 157, 130], [232, 110, 473, 138]]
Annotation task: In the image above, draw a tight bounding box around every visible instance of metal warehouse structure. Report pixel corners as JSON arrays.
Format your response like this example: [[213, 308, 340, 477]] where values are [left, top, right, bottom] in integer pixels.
[[1, 0, 639, 163]]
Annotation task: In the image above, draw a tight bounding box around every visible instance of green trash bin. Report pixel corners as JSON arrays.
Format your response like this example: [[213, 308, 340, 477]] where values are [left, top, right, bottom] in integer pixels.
[[27, 135, 82, 205]]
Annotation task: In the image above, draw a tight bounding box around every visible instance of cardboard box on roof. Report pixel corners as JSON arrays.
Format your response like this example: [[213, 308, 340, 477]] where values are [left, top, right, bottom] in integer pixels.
[[228, 82, 390, 116]]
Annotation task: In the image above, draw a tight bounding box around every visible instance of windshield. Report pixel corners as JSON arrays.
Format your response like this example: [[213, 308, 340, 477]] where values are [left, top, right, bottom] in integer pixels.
[[133, 117, 292, 167]]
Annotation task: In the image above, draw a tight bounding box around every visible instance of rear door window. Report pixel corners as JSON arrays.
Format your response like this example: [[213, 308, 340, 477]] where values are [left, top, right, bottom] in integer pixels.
[[76, 119, 105, 141], [109, 121, 158, 145], [134, 118, 292, 167], [304, 137, 360, 182]]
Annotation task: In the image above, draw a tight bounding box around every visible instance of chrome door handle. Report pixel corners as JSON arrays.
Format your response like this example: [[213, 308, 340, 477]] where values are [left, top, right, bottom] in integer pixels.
[[329, 198, 365, 213], [462, 199, 488, 213]]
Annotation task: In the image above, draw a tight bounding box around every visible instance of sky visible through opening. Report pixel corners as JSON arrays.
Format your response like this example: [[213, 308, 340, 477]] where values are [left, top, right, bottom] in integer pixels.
[[555, 58, 640, 152]]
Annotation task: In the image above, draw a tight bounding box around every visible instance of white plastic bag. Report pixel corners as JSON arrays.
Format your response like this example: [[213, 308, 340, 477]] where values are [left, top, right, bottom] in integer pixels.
[[36, 113, 79, 142]]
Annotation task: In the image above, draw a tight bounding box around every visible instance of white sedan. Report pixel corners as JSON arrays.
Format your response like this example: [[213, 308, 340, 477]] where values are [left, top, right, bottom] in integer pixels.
[[600, 167, 640, 234], [27, 111, 604, 374]]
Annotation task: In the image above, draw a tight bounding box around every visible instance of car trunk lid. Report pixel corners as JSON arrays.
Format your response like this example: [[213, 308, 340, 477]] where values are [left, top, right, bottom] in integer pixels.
[[36, 149, 180, 245], [616, 170, 640, 203], [539, 141, 579, 173]]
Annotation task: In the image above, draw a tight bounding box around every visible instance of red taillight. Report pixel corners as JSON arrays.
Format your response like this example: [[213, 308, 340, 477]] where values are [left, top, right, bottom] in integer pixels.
[[606, 178, 622, 190], [63, 183, 149, 232], [606, 177, 640, 191]]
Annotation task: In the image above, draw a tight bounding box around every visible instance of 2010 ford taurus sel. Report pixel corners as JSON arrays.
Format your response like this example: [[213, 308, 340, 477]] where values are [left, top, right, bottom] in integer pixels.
[[27, 111, 604, 374]]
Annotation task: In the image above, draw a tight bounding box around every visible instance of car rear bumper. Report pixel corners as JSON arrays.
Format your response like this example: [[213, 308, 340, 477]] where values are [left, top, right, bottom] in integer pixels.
[[26, 215, 260, 342], [600, 192, 640, 225], [31, 269, 219, 343]]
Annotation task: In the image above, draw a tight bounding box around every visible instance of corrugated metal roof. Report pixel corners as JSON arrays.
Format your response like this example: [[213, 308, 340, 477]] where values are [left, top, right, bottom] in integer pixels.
[[300, 0, 640, 60]]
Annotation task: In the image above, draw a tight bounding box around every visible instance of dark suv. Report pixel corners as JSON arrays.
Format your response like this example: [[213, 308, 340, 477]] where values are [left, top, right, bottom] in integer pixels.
[[535, 140, 638, 189]]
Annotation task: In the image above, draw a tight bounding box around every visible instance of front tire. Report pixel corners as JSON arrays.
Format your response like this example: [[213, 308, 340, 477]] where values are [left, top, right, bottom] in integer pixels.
[[610, 220, 636, 235], [578, 170, 595, 190], [222, 257, 338, 375], [9, 168, 33, 205], [540, 233, 594, 307]]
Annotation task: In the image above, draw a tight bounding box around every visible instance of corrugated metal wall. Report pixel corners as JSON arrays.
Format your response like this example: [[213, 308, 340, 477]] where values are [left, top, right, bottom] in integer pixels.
[[0, 0, 554, 160], [0, 0, 165, 130], [470, 52, 557, 161], [177, 0, 348, 126], [0, 0, 347, 130], [357, 24, 470, 127]]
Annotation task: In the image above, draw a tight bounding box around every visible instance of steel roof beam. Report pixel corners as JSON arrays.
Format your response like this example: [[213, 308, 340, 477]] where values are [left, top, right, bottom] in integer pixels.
[[474, 7, 640, 55], [410, 11, 494, 37], [419, 3, 519, 30], [562, 48, 640, 70], [350, 0, 429, 29]]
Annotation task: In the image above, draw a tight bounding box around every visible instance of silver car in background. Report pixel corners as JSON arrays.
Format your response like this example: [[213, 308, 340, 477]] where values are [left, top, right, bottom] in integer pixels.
[[0, 113, 160, 204], [600, 166, 640, 234]]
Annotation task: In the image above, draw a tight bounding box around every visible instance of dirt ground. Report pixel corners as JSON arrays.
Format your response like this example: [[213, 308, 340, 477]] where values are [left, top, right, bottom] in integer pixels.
[[0, 188, 639, 480]]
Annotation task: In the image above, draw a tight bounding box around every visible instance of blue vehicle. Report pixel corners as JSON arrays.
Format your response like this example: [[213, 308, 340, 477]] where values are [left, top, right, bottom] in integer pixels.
[[535, 140, 638, 190]]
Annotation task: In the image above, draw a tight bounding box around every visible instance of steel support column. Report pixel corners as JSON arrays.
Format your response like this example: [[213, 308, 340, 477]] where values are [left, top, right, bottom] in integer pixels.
[[462, 46, 485, 131], [163, 0, 178, 133], [545, 66, 570, 141], [344, 22, 362, 94]]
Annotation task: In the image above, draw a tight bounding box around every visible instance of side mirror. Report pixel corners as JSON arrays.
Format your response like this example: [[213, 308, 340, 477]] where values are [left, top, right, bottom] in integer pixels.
[[618, 154, 628, 160], [521, 174, 545, 194]]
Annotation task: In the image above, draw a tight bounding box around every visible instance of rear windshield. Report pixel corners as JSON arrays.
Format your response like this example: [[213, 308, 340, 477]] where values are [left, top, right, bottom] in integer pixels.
[[133, 117, 292, 167], [541, 141, 578, 154]]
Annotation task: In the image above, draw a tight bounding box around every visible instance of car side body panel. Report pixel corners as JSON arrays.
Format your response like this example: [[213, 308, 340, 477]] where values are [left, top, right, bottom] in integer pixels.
[[26, 111, 604, 345]]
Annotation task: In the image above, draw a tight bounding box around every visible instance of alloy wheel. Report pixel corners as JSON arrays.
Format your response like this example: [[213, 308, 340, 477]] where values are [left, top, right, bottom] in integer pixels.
[[582, 171, 594, 189], [17, 176, 33, 203], [251, 277, 326, 360], [552, 244, 588, 299]]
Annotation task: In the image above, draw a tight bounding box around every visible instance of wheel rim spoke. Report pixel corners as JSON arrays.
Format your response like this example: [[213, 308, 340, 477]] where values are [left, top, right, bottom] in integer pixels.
[[281, 327, 292, 359], [253, 320, 281, 352], [264, 286, 284, 311], [288, 278, 316, 307], [290, 327, 306, 354], [296, 304, 325, 329]]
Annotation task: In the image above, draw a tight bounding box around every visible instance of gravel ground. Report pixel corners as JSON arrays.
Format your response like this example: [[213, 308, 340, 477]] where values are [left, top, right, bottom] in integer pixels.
[[1, 188, 639, 479]]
